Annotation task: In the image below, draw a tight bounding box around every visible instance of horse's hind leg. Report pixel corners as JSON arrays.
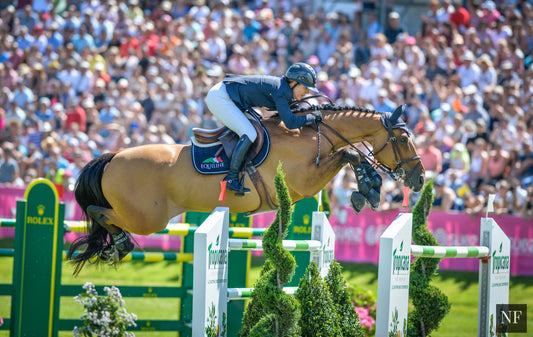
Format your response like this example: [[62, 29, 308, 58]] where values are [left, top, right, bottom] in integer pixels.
[[87, 205, 134, 261]]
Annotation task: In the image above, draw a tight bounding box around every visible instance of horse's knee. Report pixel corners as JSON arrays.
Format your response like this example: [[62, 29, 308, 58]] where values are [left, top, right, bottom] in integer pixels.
[[343, 149, 361, 166]]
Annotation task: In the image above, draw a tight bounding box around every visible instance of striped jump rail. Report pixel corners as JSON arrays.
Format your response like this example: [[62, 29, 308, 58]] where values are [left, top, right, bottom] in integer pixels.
[[229, 239, 322, 251], [227, 287, 299, 300], [0, 248, 193, 262], [0, 218, 266, 238], [411, 245, 490, 258]]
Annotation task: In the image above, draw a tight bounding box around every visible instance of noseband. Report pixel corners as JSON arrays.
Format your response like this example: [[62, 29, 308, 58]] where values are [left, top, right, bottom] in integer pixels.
[[316, 112, 421, 182]]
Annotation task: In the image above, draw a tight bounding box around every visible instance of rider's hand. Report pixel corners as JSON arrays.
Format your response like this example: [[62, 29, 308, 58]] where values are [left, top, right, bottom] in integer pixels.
[[310, 110, 323, 123]]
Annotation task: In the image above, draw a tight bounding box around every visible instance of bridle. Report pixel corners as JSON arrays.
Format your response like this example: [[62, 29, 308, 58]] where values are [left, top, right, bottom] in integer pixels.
[[289, 99, 422, 182]]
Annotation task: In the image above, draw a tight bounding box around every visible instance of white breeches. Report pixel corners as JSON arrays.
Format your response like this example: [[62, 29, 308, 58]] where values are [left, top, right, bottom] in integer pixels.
[[205, 81, 258, 142]]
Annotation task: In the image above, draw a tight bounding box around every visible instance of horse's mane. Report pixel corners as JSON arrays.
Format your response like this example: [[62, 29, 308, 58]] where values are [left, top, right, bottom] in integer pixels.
[[267, 103, 387, 124], [291, 103, 379, 115]]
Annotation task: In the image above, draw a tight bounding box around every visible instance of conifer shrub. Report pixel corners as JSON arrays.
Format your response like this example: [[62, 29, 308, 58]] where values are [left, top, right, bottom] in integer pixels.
[[296, 261, 341, 337], [407, 180, 451, 336], [238, 164, 300, 337], [325, 260, 365, 337]]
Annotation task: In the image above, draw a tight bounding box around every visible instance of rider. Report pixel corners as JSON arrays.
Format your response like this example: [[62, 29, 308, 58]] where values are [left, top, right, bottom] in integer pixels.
[[205, 62, 322, 195]]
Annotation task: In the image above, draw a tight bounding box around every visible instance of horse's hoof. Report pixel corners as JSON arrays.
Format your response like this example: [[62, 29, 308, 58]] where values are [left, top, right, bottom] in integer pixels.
[[366, 188, 381, 210], [350, 191, 366, 214]]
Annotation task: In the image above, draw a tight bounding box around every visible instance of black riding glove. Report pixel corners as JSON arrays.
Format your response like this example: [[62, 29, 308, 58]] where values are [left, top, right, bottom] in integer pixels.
[[305, 110, 322, 125]]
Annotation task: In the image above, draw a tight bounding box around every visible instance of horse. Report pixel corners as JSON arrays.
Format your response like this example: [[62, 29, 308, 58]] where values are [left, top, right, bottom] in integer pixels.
[[68, 104, 425, 273]]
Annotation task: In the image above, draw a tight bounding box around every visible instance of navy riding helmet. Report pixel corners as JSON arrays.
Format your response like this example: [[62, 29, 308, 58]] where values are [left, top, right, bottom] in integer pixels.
[[285, 62, 319, 93]]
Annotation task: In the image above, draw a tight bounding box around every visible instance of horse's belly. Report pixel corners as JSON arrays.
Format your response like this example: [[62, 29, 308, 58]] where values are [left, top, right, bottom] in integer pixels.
[[101, 145, 184, 232], [101, 145, 262, 231]]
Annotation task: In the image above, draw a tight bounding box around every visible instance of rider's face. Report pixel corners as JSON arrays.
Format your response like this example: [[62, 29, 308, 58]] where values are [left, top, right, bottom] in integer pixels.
[[292, 83, 309, 100]]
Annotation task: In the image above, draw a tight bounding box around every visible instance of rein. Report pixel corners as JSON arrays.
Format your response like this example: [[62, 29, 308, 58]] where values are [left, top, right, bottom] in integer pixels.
[[315, 111, 421, 182]]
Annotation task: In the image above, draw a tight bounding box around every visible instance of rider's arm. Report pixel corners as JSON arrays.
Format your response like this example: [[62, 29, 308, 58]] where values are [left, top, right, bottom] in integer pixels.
[[273, 97, 316, 129]]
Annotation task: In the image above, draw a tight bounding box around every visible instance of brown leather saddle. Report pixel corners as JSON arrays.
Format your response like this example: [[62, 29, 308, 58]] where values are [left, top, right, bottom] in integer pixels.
[[192, 118, 265, 162]]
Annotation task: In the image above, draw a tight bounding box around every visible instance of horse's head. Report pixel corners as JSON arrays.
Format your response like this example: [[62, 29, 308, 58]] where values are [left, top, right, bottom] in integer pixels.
[[372, 106, 425, 192]]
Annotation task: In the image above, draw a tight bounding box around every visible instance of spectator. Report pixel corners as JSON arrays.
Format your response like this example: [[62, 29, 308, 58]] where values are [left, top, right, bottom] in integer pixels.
[[417, 135, 443, 177], [433, 174, 458, 211], [457, 50, 480, 88], [449, 0, 470, 33], [364, 11, 382, 41], [384, 11, 404, 44], [0, 142, 20, 185]]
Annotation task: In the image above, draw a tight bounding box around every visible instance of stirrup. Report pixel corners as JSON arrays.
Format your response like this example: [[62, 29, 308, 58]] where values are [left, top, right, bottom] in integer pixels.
[[226, 178, 250, 196]]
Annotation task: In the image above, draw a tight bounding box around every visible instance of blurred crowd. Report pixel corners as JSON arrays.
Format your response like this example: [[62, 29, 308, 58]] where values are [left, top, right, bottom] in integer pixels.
[[0, 0, 532, 219]]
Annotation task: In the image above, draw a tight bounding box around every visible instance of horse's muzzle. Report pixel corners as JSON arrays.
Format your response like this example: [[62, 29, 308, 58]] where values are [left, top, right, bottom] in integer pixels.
[[407, 172, 425, 192]]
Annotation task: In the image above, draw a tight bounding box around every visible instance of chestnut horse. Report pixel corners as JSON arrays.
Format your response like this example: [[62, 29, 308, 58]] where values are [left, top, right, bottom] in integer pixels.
[[69, 104, 424, 271]]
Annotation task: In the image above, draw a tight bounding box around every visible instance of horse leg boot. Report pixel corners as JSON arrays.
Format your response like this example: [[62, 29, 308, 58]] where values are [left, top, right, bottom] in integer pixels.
[[224, 135, 252, 195], [87, 205, 134, 262]]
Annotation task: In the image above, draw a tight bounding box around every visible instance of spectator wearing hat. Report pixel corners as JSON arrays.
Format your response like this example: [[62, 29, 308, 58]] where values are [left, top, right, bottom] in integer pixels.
[[57, 58, 80, 88], [497, 60, 521, 86], [227, 44, 251, 74], [47, 22, 64, 51], [35, 97, 53, 122], [1, 117, 22, 143], [92, 62, 111, 84], [359, 67, 382, 104], [373, 88, 396, 112], [74, 61, 94, 96], [457, 50, 480, 87], [316, 71, 337, 100], [345, 66, 367, 105], [366, 50, 392, 78], [384, 11, 405, 44], [422, 0, 441, 26], [404, 36, 425, 68], [99, 98, 120, 125], [476, 54, 497, 91], [15, 26, 35, 52], [30, 24, 48, 54]]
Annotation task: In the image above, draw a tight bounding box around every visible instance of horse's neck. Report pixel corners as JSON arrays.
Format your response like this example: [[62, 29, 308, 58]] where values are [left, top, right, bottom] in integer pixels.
[[322, 110, 384, 148]]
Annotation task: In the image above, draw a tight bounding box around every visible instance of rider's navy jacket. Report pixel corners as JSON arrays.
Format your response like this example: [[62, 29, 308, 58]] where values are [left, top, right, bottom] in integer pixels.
[[223, 74, 314, 129]]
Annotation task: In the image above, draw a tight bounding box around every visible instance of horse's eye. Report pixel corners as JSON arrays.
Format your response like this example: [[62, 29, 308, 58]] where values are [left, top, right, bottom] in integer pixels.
[[400, 136, 408, 144]]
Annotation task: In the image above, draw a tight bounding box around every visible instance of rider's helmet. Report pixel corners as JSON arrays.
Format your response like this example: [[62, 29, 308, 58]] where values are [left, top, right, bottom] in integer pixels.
[[285, 63, 318, 93]]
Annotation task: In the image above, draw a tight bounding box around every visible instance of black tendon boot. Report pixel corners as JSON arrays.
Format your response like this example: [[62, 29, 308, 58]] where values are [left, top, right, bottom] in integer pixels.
[[224, 135, 253, 195], [110, 231, 134, 261]]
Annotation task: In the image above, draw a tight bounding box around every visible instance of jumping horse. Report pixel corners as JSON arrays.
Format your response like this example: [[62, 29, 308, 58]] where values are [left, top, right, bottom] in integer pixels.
[[68, 104, 425, 274]]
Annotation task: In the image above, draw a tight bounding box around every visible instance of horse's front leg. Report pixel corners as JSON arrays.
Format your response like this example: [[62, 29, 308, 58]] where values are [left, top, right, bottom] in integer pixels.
[[349, 160, 383, 212], [301, 148, 361, 196]]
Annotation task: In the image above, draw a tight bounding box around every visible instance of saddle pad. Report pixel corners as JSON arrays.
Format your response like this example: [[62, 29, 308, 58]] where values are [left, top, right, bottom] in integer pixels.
[[192, 131, 270, 175]]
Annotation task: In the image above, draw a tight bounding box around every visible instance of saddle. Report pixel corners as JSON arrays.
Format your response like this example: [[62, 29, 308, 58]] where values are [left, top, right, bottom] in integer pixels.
[[192, 118, 265, 162], [191, 117, 276, 214]]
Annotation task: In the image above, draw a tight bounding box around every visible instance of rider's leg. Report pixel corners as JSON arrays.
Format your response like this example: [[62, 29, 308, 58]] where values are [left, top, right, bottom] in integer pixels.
[[206, 82, 258, 195]]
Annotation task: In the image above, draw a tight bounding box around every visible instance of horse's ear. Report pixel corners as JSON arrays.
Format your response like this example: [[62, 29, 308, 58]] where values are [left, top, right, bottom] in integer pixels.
[[390, 105, 404, 123]]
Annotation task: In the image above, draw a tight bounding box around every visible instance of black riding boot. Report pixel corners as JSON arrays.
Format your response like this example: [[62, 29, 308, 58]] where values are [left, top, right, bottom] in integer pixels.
[[224, 135, 252, 195]]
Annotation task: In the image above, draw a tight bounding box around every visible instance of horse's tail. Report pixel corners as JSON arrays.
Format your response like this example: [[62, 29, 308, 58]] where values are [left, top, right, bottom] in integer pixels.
[[67, 152, 116, 276]]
